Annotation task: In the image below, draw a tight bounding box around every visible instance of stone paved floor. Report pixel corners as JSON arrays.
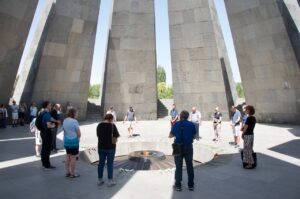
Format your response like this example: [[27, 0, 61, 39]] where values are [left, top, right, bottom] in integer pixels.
[[0, 120, 299, 199]]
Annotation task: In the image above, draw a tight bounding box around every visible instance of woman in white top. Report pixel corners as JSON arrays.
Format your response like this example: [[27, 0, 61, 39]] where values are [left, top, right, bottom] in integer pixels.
[[63, 108, 81, 178]]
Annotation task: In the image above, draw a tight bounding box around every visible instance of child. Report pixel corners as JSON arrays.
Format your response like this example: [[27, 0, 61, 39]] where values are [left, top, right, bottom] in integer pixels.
[[30, 118, 42, 157]]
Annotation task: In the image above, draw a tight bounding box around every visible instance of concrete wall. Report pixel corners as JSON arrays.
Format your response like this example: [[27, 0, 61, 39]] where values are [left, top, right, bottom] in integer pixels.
[[31, 0, 101, 119], [168, 0, 236, 120], [0, 0, 38, 104], [102, 0, 157, 120], [225, 0, 300, 124], [279, 0, 300, 67], [13, 0, 54, 104]]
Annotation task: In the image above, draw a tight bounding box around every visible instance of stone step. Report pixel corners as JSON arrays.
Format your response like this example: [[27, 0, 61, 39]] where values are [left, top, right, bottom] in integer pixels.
[[157, 99, 169, 118]]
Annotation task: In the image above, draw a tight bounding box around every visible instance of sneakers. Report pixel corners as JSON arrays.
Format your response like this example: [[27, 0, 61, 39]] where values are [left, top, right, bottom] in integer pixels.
[[173, 185, 182, 191], [173, 184, 194, 191], [107, 179, 116, 187]]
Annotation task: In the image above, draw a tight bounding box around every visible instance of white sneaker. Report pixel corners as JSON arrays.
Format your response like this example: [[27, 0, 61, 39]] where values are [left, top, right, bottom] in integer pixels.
[[107, 179, 116, 187], [98, 179, 104, 186]]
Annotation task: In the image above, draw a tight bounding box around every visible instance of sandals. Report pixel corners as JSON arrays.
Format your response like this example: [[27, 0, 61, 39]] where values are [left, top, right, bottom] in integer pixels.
[[69, 174, 80, 178], [65, 173, 80, 178]]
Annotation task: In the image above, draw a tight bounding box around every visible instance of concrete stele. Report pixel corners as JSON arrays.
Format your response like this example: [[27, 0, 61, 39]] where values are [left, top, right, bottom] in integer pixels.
[[30, 0, 101, 119], [168, 0, 236, 120], [102, 0, 157, 120], [225, 0, 300, 124]]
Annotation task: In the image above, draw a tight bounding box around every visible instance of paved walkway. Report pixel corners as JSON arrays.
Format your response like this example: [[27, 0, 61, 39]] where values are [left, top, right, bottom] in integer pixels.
[[0, 121, 299, 199]]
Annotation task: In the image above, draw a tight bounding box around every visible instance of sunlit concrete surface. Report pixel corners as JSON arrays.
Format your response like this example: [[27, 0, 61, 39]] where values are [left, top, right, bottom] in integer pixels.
[[0, 120, 299, 199]]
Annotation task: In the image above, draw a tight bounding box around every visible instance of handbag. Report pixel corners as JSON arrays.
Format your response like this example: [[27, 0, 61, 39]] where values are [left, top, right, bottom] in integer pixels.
[[172, 123, 184, 156], [112, 124, 117, 144]]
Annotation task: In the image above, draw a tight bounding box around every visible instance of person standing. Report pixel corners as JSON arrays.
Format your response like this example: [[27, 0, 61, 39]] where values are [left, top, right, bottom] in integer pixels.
[[212, 107, 222, 142], [189, 107, 201, 140], [63, 108, 81, 178], [241, 105, 256, 169], [30, 117, 41, 157], [50, 104, 62, 152], [10, 100, 19, 127], [231, 106, 241, 147], [30, 102, 38, 122], [0, 104, 8, 128], [40, 101, 56, 169], [18, 102, 27, 126], [169, 110, 196, 191], [97, 114, 120, 186], [123, 106, 137, 137], [170, 104, 179, 127], [241, 104, 248, 126], [106, 106, 117, 122]]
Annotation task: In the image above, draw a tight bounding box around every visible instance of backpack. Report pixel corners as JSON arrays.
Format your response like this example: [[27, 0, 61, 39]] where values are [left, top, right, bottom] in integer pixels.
[[35, 112, 46, 131]]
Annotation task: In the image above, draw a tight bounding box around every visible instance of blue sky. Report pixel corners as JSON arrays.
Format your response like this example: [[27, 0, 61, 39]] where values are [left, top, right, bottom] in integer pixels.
[[91, 0, 241, 85], [19, 0, 241, 85]]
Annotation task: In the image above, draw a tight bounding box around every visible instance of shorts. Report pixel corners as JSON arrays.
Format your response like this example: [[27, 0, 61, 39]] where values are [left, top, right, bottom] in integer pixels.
[[127, 121, 134, 128], [66, 147, 79, 155], [12, 113, 18, 120], [233, 125, 241, 136], [35, 131, 42, 145]]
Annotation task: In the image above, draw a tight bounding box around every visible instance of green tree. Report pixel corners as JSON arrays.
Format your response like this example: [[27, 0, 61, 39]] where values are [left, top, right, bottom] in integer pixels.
[[157, 65, 166, 83], [88, 84, 101, 99], [157, 82, 173, 99], [236, 82, 244, 98]]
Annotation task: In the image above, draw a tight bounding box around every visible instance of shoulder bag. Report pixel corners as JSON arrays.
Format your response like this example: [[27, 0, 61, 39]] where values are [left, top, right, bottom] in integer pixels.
[[172, 122, 184, 156], [112, 123, 117, 144]]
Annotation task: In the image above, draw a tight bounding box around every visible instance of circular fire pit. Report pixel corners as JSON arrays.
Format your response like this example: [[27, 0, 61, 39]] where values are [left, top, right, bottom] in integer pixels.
[[81, 140, 216, 170], [128, 150, 166, 162]]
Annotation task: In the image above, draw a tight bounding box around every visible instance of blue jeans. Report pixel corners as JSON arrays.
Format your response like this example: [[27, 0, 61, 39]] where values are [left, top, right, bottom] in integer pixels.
[[98, 149, 116, 179], [174, 145, 194, 188]]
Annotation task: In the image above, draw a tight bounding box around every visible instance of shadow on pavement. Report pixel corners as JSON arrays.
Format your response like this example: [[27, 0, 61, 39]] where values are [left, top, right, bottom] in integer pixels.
[[288, 127, 300, 137], [0, 126, 63, 162], [171, 152, 300, 199], [269, 140, 300, 159]]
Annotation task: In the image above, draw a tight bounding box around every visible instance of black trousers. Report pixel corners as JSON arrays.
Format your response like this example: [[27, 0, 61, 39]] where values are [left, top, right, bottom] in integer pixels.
[[41, 130, 52, 168], [51, 127, 58, 150]]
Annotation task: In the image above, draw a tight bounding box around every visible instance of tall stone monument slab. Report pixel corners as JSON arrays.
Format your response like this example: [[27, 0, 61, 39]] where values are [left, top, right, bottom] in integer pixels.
[[0, 0, 38, 104], [103, 0, 157, 120], [225, 0, 300, 124], [168, 0, 236, 120], [13, 0, 54, 104], [31, 0, 101, 119]]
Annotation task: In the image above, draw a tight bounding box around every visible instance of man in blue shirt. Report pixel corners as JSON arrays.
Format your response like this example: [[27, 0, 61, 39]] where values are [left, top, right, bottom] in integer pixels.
[[40, 101, 56, 169], [231, 106, 241, 147], [169, 110, 196, 191], [169, 104, 179, 127]]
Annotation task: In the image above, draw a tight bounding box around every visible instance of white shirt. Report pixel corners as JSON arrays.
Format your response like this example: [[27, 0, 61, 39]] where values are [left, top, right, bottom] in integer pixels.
[[190, 111, 201, 123], [0, 108, 8, 117], [107, 110, 117, 122], [30, 106, 38, 117]]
